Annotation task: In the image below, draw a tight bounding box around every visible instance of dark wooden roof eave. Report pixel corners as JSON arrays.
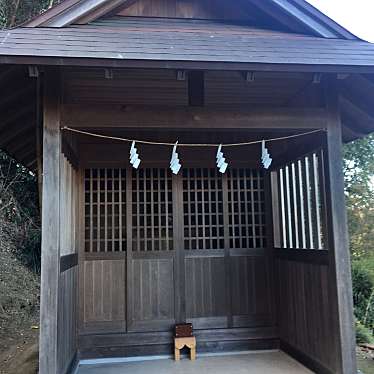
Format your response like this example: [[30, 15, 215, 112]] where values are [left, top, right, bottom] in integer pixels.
[[3, 55, 374, 75], [0, 17, 372, 72]]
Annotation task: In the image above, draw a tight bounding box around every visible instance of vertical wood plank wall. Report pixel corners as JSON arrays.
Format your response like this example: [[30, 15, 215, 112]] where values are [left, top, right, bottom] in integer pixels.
[[57, 156, 79, 374], [277, 259, 336, 373]]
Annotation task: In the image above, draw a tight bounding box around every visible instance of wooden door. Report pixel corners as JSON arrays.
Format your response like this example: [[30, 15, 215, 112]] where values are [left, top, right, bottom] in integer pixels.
[[181, 168, 273, 330], [182, 168, 229, 329], [127, 168, 176, 332], [80, 166, 273, 335]]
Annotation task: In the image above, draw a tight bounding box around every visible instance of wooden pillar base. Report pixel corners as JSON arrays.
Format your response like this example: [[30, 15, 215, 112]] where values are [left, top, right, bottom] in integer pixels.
[[174, 337, 196, 361]]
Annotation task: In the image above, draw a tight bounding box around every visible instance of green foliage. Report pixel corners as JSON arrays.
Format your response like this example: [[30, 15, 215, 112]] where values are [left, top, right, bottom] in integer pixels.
[[356, 320, 374, 345], [0, 0, 61, 28], [352, 261, 374, 343], [343, 134, 374, 259], [343, 131, 374, 344]]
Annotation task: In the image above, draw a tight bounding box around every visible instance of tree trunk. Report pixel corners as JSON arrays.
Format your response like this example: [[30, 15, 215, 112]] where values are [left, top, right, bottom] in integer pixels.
[[9, 0, 21, 27]]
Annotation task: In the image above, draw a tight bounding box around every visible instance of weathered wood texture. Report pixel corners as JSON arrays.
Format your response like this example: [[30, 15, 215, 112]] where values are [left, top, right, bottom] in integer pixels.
[[61, 68, 321, 109], [57, 156, 79, 374], [39, 68, 61, 374], [78, 326, 279, 358], [62, 105, 327, 131], [81, 259, 126, 333], [40, 69, 80, 374], [323, 78, 356, 373], [118, 0, 251, 20], [277, 259, 336, 374], [270, 95, 356, 373], [58, 266, 78, 374]]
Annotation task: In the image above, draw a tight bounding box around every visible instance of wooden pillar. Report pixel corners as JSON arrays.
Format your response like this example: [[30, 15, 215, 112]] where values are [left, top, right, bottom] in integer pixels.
[[39, 67, 61, 374], [323, 76, 357, 374]]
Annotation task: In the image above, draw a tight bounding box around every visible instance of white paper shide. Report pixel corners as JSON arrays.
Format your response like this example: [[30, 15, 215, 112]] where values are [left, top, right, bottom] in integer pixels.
[[216, 144, 228, 174], [170, 141, 182, 174], [261, 140, 272, 169], [129, 141, 141, 169]]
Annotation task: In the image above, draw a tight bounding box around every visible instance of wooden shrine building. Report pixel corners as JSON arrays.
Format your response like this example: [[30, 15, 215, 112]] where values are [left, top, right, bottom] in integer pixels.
[[1, 0, 374, 373]]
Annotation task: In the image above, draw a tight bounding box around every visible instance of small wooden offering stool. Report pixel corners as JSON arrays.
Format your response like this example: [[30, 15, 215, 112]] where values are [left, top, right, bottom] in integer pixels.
[[174, 323, 196, 361], [174, 336, 196, 361]]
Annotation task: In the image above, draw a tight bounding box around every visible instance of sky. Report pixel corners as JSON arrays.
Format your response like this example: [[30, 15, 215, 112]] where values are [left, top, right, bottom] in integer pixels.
[[307, 0, 374, 42]]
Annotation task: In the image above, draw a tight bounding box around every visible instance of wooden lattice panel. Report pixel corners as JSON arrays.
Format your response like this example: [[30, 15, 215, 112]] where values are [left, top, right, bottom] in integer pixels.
[[275, 150, 325, 249], [182, 168, 224, 250], [228, 169, 266, 249], [84, 169, 126, 252], [132, 168, 173, 251]]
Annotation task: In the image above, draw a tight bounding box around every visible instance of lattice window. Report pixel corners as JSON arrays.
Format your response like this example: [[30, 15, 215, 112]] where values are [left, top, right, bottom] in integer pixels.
[[183, 168, 225, 250], [132, 168, 173, 251], [228, 169, 266, 249], [84, 168, 126, 252], [275, 150, 325, 249]]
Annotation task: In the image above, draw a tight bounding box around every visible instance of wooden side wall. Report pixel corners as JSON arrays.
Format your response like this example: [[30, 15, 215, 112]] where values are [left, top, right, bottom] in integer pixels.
[[277, 257, 337, 374], [57, 156, 80, 374], [272, 117, 355, 373], [272, 153, 339, 374]]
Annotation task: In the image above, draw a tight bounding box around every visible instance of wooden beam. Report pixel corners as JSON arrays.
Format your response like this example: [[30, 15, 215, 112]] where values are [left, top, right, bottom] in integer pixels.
[[0, 84, 34, 111], [35, 76, 43, 214], [249, 0, 355, 39], [4, 55, 374, 75], [340, 96, 374, 134], [188, 71, 204, 107], [22, 152, 37, 167], [0, 105, 34, 131], [24, 0, 81, 26], [40, 0, 130, 27], [340, 74, 374, 119], [61, 104, 327, 129], [61, 136, 79, 169], [8, 137, 36, 161], [0, 121, 33, 148], [323, 76, 357, 374], [39, 67, 61, 374], [75, 0, 137, 24], [275, 249, 329, 265], [0, 65, 19, 85]]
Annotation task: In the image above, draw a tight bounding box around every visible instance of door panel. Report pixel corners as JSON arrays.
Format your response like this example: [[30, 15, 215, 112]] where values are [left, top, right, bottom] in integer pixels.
[[230, 255, 273, 327], [129, 257, 175, 332], [82, 259, 126, 333], [185, 255, 228, 329], [127, 168, 176, 332]]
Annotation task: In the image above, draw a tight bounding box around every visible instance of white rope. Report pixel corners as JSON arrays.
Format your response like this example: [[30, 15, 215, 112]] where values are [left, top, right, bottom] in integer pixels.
[[61, 126, 325, 147]]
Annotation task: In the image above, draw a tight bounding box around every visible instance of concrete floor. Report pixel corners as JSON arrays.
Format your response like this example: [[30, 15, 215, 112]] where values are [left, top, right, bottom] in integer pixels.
[[76, 350, 314, 374]]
